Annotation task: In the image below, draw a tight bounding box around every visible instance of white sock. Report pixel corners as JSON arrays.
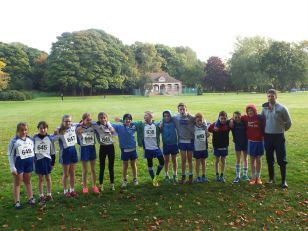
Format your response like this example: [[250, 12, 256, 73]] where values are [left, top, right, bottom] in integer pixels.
[[70, 188, 74, 192]]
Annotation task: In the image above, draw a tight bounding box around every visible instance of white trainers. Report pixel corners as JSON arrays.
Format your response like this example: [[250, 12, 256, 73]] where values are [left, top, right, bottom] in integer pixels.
[[122, 180, 128, 188], [110, 183, 115, 191], [133, 178, 139, 186]]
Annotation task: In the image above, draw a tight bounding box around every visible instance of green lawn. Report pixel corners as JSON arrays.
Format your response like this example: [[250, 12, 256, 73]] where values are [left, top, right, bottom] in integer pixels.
[[0, 93, 307, 230]]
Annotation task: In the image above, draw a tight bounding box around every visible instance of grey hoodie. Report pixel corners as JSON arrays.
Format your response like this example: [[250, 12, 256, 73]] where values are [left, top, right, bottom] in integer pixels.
[[262, 102, 292, 134]]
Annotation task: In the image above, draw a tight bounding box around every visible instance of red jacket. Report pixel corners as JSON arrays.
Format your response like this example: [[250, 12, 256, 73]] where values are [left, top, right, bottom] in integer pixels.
[[241, 104, 264, 141]]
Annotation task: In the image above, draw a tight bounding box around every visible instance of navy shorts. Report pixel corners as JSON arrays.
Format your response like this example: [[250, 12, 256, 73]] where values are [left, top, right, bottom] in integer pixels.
[[60, 146, 78, 165], [35, 157, 52, 175], [214, 148, 228, 157], [163, 144, 179, 155], [144, 148, 163, 159], [247, 140, 264, 157], [15, 156, 34, 174], [178, 142, 194, 151], [121, 149, 138, 161], [234, 142, 247, 152], [193, 150, 208, 159], [80, 145, 96, 161]]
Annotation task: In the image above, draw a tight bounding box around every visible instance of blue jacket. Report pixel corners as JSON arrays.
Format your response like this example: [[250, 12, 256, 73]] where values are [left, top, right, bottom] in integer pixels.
[[112, 123, 136, 149], [161, 110, 178, 145]]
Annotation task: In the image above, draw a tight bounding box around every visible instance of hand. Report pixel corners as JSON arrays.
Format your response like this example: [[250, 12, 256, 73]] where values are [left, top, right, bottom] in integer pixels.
[[115, 117, 120, 122], [11, 170, 18, 176], [213, 127, 219, 132], [159, 121, 163, 129]]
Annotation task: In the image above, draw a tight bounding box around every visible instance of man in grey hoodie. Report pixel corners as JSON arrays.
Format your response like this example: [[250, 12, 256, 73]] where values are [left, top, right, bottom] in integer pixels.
[[262, 89, 292, 188]]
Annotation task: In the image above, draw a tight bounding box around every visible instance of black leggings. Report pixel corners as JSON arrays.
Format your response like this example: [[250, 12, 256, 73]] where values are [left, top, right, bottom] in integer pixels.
[[99, 144, 115, 184], [147, 156, 165, 167]]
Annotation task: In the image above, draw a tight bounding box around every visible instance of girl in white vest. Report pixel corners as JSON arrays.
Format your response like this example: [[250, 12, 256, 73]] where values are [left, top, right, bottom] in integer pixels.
[[76, 113, 100, 194], [33, 121, 56, 203], [54, 115, 79, 198], [8, 122, 35, 209]]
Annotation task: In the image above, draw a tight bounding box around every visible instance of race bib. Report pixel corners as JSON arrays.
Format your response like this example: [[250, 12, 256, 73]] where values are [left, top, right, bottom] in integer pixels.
[[34, 140, 51, 157], [82, 131, 95, 145], [100, 135, 112, 144], [195, 130, 206, 142], [144, 126, 156, 138], [18, 143, 34, 159], [63, 130, 77, 147]]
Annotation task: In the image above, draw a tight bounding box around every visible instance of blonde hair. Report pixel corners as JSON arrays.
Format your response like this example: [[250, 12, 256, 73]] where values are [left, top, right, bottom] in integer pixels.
[[144, 111, 153, 118], [194, 112, 205, 123]]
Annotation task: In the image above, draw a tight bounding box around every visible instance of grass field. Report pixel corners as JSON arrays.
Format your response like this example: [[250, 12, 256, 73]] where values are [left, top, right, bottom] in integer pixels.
[[0, 93, 307, 230]]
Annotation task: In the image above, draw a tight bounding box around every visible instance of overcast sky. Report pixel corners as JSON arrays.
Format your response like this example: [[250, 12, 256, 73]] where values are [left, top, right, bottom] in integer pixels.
[[1, 0, 307, 61]]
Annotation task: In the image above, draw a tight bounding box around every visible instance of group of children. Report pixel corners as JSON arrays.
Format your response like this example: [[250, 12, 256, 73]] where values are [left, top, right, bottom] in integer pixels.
[[7, 102, 266, 209]]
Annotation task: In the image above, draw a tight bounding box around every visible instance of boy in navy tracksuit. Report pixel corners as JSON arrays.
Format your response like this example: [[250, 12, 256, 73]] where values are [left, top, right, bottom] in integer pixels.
[[208, 111, 230, 183], [229, 111, 249, 183]]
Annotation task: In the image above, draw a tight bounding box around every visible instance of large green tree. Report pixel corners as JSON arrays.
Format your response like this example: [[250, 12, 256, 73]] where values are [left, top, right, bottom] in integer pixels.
[[261, 41, 308, 91], [0, 60, 10, 91], [47, 29, 132, 95], [228, 37, 271, 92]]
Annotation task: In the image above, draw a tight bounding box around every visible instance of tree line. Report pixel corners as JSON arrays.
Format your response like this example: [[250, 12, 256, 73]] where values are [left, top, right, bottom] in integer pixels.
[[0, 29, 307, 95]]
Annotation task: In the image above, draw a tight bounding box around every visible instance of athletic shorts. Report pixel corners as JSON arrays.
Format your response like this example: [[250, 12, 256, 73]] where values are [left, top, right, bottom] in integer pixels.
[[234, 142, 247, 152], [80, 145, 96, 161], [163, 144, 179, 156], [214, 148, 228, 157], [193, 150, 208, 159], [247, 140, 264, 157], [15, 156, 34, 174], [35, 157, 52, 175], [144, 148, 163, 159], [60, 146, 78, 165], [121, 149, 138, 161], [178, 142, 194, 151]]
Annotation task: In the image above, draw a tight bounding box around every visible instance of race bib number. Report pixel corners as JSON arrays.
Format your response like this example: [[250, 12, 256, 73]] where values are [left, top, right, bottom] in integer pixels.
[[35, 141, 50, 156], [18, 143, 34, 159], [82, 132, 95, 145], [195, 130, 206, 142], [144, 126, 156, 138], [64, 131, 77, 147], [100, 135, 112, 144]]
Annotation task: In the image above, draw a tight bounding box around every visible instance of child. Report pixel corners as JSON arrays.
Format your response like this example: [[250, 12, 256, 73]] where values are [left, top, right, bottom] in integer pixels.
[[229, 111, 249, 183], [161, 110, 178, 184], [172, 103, 195, 184], [193, 113, 210, 183], [93, 112, 116, 191], [33, 121, 55, 203], [135, 111, 164, 187], [241, 104, 264, 185], [208, 111, 230, 183], [54, 115, 79, 197], [8, 122, 35, 209], [76, 113, 99, 194], [113, 114, 138, 187]]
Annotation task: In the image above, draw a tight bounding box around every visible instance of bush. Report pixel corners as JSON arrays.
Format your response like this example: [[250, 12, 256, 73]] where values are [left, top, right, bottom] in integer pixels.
[[21, 91, 33, 100], [0, 90, 27, 101]]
